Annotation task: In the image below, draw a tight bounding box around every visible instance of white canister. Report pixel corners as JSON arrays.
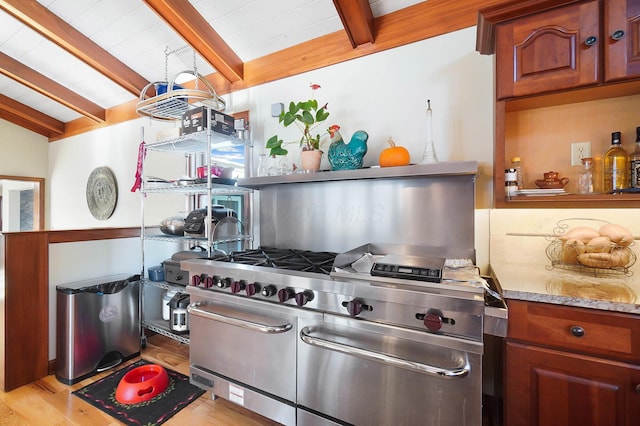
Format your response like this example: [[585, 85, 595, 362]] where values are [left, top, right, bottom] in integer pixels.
[[162, 290, 178, 320]]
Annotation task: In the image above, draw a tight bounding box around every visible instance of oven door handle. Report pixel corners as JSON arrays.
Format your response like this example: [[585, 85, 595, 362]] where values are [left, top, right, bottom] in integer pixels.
[[188, 302, 293, 334], [300, 327, 470, 379]]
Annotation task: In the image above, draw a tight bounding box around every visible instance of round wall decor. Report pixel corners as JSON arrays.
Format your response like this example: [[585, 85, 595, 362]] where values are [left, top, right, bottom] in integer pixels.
[[86, 166, 118, 220]]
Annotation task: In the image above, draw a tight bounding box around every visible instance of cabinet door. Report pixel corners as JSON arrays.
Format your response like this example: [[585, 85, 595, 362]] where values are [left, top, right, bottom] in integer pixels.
[[496, 1, 600, 99], [605, 0, 640, 81], [505, 341, 640, 426]]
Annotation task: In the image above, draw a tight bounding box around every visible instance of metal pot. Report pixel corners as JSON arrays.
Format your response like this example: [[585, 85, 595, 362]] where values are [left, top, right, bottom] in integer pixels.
[[160, 216, 185, 236]]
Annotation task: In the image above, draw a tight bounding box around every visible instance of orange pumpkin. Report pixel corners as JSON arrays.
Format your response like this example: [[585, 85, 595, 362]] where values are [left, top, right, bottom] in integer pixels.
[[379, 138, 410, 167]]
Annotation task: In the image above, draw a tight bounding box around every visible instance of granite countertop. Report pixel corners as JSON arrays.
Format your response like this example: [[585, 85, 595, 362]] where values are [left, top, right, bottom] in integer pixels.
[[490, 261, 640, 315]]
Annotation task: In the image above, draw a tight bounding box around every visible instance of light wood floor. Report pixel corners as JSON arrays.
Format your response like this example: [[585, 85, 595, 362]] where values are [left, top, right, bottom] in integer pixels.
[[0, 334, 280, 425]]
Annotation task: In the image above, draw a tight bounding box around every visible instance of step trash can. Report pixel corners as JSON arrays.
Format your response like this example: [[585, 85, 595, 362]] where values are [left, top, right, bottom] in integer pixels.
[[55, 274, 141, 384]]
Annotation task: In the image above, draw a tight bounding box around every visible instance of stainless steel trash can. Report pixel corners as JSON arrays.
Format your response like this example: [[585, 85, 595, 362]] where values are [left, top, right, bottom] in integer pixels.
[[55, 274, 140, 384]]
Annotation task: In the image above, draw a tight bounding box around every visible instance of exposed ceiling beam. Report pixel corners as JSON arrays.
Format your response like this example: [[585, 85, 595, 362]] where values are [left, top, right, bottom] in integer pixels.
[[142, 0, 244, 83], [333, 0, 375, 47], [0, 94, 64, 136], [0, 0, 149, 96], [0, 109, 56, 138], [0, 52, 105, 122]]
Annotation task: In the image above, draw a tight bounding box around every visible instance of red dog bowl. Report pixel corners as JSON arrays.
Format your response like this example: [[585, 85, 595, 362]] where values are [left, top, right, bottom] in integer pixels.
[[115, 364, 169, 404]]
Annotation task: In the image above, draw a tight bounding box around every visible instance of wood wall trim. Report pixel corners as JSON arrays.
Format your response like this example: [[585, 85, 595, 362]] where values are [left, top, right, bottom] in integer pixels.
[[48, 0, 504, 141], [47, 227, 140, 244]]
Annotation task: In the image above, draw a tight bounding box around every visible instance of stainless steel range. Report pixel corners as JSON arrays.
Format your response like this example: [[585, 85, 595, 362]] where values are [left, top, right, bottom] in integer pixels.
[[181, 163, 505, 425], [184, 243, 506, 426]]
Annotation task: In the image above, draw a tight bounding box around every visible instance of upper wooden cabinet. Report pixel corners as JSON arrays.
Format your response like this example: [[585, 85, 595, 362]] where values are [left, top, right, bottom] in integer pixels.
[[496, 1, 599, 99], [605, 0, 640, 81], [495, 0, 640, 99], [478, 0, 640, 208]]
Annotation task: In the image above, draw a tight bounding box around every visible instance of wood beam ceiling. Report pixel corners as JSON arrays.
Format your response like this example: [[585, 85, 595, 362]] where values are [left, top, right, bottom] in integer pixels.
[[1, 0, 506, 141], [0, 0, 149, 96], [0, 52, 105, 122], [333, 0, 376, 47], [0, 94, 64, 136], [142, 0, 244, 83]]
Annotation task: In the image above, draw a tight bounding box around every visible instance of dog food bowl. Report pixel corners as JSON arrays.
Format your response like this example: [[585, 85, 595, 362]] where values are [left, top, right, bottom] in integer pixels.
[[115, 364, 169, 404]]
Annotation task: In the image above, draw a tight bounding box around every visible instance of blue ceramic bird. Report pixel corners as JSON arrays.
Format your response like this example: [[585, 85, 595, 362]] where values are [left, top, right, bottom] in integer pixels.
[[327, 125, 369, 171]]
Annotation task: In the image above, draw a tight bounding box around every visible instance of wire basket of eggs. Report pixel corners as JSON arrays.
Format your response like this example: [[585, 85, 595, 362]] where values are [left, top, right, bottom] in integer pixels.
[[546, 220, 636, 276]]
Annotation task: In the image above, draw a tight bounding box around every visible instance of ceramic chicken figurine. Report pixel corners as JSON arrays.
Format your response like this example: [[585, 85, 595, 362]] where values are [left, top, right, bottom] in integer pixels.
[[327, 125, 369, 170]]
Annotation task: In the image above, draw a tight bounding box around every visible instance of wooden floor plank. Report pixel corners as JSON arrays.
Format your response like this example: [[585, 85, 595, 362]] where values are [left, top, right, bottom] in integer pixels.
[[0, 334, 279, 425]]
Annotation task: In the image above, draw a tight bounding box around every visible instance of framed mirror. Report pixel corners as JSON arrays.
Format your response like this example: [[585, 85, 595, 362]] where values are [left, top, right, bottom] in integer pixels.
[[0, 175, 45, 231]]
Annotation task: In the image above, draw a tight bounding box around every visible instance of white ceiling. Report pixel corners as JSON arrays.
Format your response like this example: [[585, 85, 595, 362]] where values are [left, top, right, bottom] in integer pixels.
[[0, 0, 425, 124]]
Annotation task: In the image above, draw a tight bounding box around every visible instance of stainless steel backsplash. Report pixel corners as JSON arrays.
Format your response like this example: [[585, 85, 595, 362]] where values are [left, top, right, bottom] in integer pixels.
[[243, 163, 477, 255]]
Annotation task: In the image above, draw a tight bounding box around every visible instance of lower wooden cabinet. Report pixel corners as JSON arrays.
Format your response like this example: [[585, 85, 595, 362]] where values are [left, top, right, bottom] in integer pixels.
[[505, 300, 640, 426], [506, 341, 640, 426]]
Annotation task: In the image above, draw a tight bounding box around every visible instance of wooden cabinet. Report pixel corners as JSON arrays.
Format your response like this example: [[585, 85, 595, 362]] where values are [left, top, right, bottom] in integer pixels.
[[505, 300, 640, 426], [604, 0, 640, 81], [478, 0, 640, 208], [495, 0, 640, 99], [496, 1, 599, 99]]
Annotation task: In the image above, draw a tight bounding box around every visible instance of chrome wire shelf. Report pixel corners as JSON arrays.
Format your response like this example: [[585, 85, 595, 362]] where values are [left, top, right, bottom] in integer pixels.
[[142, 320, 189, 345], [144, 233, 253, 245], [145, 130, 243, 154], [136, 70, 226, 121], [142, 182, 252, 195], [136, 89, 226, 121]]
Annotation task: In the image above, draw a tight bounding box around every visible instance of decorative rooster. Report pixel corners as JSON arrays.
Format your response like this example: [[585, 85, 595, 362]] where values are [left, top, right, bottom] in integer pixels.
[[327, 125, 369, 171]]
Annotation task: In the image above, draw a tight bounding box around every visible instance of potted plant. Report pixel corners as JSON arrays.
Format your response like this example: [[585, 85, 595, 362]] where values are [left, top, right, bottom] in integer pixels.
[[266, 83, 330, 172]]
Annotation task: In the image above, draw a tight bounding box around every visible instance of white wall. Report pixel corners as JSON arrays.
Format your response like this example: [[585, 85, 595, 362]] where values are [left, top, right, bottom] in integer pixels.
[[47, 27, 494, 231], [0, 119, 50, 228]]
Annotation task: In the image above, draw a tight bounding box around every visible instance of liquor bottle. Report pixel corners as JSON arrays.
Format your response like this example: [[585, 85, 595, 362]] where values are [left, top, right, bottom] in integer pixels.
[[603, 131, 629, 192], [630, 127, 640, 188], [511, 157, 524, 189], [577, 157, 594, 194]]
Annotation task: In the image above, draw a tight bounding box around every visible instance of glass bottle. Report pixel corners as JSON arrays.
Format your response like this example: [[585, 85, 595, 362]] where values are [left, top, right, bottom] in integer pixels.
[[511, 157, 524, 189], [267, 155, 279, 176], [603, 131, 629, 192], [504, 168, 517, 199], [630, 126, 640, 188], [577, 157, 594, 194], [256, 154, 267, 177], [420, 100, 439, 164]]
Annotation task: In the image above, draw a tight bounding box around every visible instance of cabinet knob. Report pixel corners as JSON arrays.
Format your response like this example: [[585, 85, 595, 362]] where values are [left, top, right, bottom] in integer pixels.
[[611, 30, 625, 41], [570, 325, 585, 337], [585, 36, 597, 46], [636, 384, 640, 394]]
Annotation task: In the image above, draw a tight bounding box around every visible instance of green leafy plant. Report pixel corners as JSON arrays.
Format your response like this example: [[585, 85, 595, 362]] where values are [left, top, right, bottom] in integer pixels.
[[266, 84, 330, 156]]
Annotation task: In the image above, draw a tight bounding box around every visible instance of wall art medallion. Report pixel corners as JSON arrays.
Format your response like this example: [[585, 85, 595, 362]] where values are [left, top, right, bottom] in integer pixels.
[[86, 166, 118, 220]]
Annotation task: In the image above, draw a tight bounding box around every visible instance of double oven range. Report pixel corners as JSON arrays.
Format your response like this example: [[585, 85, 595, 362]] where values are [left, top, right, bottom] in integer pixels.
[[184, 243, 506, 425], [182, 162, 505, 425]]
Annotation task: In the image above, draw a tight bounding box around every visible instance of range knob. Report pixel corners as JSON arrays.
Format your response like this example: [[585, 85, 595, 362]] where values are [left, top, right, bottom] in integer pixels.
[[246, 282, 261, 296], [230, 280, 247, 294], [191, 274, 203, 287], [204, 276, 215, 288], [216, 277, 232, 289], [423, 312, 443, 332], [278, 287, 295, 303], [341, 299, 373, 317], [261, 285, 277, 298], [294, 290, 315, 307]]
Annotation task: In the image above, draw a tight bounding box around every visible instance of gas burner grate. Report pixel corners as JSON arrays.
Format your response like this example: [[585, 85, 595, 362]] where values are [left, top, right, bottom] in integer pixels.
[[221, 247, 337, 275]]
